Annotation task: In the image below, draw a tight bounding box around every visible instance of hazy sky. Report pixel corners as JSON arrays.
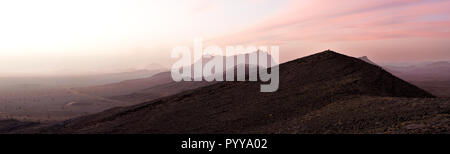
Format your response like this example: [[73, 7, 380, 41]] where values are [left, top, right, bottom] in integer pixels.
[[0, 0, 449, 76]]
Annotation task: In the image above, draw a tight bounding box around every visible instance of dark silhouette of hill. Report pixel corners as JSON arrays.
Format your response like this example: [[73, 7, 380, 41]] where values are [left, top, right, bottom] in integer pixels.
[[12, 50, 448, 134]]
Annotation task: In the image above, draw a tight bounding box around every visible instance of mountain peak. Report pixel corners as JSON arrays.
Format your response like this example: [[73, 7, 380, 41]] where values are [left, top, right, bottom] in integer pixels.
[[358, 56, 377, 66], [282, 50, 433, 98], [317, 49, 341, 56], [309, 50, 347, 58], [323, 49, 337, 53]]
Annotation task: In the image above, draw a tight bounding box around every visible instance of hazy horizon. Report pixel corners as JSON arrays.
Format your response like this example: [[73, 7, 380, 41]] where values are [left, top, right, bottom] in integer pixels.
[[1, 0, 450, 76]]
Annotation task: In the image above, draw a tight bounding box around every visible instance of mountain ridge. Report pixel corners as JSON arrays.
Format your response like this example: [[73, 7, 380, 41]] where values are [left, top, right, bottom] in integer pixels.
[[12, 50, 448, 134]]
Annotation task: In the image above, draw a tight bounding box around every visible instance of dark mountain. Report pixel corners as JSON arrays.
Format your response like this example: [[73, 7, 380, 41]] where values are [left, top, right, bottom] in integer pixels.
[[22, 50, 447, 134], [10, 50, 449, 134]]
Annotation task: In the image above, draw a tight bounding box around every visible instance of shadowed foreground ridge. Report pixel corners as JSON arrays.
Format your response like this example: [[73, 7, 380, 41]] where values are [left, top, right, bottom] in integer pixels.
[[20, 50, 449, 134]]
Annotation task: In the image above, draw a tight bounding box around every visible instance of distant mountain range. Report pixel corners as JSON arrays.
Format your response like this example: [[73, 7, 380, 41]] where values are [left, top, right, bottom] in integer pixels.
[[74, 72, 175, 98], [6, 50, 448, 134], [384, 61, 450, 81], [74, 51, 273, 103], [358, 56, 450, 97], [0, 68, 165, 90]]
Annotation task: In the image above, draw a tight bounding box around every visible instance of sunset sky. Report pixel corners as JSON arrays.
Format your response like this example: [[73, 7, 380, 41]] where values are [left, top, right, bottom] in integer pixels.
[[0, 0, 449, 76]]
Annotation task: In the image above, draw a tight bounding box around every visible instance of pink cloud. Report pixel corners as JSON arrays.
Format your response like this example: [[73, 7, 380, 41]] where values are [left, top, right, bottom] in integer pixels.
[[210, 0, 450, 45]]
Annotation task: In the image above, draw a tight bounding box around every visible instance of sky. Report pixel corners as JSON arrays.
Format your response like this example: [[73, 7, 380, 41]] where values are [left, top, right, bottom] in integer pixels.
[[0, 0, 449, 76]]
